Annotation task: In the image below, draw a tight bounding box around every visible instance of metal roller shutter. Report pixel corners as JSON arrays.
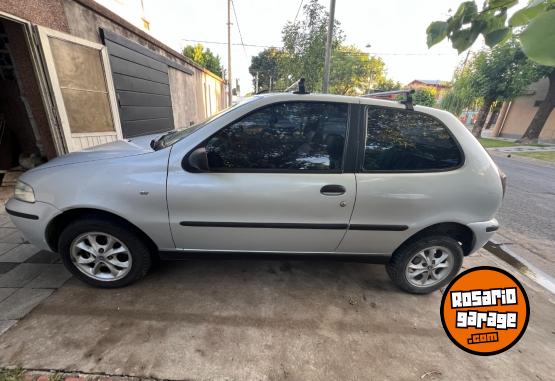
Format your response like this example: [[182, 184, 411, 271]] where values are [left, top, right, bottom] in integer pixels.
[[100, 29, 192, 138]]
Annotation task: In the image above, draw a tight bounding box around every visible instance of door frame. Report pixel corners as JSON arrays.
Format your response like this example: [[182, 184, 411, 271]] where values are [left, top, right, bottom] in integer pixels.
[[36, 26, 123, 152], [0, 11, 69, 155]]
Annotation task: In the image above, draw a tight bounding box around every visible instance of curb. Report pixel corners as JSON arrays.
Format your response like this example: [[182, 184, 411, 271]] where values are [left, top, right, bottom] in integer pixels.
[[484, 239, 555, 295]]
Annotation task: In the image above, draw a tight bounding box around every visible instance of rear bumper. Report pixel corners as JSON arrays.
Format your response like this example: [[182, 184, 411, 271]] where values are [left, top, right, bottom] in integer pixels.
[[467, 218, 499, 254], [5, 198, 60, 251]]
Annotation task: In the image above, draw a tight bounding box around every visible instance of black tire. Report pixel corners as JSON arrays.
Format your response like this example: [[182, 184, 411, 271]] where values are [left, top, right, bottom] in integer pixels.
[[386, 235, 463, 294], [58, 217, 152, 288]]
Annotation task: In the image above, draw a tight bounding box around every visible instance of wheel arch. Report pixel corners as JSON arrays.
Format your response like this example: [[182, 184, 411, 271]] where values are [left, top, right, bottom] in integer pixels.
[[395, 222, 475, 257], [45, 208, 159, 255]]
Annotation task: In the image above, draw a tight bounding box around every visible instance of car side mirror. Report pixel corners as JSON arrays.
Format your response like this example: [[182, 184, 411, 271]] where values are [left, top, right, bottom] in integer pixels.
[[184, 147, 209, 172]]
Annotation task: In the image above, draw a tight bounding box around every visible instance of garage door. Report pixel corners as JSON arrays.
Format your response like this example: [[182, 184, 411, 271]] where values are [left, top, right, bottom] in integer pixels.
[[101, 29, 193, 138]]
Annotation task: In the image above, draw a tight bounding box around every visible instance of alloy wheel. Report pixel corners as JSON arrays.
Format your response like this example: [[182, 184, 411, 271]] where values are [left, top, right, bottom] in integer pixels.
[[405, 246, 454, 287], [70, 232, 132, 281]]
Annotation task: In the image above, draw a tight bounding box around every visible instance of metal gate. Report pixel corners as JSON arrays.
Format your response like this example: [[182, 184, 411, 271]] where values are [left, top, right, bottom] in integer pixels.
[[101, 29, 192, 138]]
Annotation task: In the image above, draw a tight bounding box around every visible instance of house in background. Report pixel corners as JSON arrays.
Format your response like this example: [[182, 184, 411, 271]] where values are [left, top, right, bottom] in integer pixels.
[[406, 79, 451, 100], [490, 77, 555, 143], [0, 0, 226, 175]]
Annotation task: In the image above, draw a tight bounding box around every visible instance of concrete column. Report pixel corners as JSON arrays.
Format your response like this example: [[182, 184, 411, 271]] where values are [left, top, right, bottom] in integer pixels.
[[492, 101, 510, 137]]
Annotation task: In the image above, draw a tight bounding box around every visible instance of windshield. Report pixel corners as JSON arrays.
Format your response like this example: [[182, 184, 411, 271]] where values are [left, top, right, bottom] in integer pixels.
[[152, 97, 260, 150]]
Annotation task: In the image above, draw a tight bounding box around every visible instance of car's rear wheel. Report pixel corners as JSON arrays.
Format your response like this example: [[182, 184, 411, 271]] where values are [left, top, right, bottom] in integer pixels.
[[59, 218, 152, 288], [386, 236, 463, 294]]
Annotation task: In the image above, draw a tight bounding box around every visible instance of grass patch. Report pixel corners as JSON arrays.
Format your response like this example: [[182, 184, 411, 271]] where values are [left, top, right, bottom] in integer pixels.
[[478, 138, 518, 148], [0, 368, 24, 381], [514, 151, 555, 163]]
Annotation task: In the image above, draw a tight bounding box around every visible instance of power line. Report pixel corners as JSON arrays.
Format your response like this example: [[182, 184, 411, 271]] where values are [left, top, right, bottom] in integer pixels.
[[181, 38, 279, 49], [180, 39, 454, 56], [230, 0, 247, 56]]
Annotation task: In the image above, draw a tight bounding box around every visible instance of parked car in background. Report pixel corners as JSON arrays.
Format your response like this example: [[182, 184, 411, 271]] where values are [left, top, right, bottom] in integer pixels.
[[5, 92, 505, 293]]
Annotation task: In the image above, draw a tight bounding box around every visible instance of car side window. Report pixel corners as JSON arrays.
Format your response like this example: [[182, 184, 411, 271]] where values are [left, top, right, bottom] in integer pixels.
[[363, 107, 462, 171], [204, 102, 348, 171]]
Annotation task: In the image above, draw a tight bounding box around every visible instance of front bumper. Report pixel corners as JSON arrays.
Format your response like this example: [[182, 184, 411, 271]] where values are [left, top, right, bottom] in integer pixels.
[[467, 218, 499, 254], [5, 198, 61, 251]]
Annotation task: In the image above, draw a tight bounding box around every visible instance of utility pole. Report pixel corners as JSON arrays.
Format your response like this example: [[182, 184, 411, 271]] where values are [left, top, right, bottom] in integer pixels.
[[227, 0, 232, 106], [255, 71, 259, 93], [322, 0, 336, 93]]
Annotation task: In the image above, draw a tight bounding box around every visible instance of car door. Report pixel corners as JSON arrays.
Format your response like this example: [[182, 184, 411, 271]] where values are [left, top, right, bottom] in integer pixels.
[[337, 104, 465, 255], [166, 100, 357, 253]]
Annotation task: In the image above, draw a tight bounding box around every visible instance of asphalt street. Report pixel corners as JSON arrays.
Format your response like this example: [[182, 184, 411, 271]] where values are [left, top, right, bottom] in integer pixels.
[[491, 153, 555, 275]]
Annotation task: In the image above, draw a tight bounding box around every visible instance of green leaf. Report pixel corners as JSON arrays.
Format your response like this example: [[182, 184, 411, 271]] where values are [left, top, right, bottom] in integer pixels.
[[487, 0, 518, 9], [474, 9, 508, 34], [451, 28, 480, 53], [520, 9, 555, 66], [453, 1, 478, 25], [484, 27, 512, 46], [426, 21, 449, 47], [509, 0, 548, 27]]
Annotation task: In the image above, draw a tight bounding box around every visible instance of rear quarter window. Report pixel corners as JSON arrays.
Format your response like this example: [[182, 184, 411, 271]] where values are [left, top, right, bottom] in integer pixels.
[[363, 107, 462, 171]]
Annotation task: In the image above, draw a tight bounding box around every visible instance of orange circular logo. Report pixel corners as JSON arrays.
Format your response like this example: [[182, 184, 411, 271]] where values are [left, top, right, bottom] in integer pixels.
[[440, 266, 529, 356]]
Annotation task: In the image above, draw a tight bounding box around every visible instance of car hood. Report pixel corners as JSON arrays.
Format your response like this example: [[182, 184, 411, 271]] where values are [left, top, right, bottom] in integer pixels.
[[33, 134, 162, 170]]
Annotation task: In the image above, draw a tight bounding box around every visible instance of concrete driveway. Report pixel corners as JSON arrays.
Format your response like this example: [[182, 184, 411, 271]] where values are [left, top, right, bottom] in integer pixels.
[[1, 250, 554, 381]]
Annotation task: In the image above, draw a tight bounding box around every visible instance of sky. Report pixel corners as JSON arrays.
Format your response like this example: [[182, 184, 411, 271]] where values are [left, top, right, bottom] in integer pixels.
[[96, 0, 485, 93]]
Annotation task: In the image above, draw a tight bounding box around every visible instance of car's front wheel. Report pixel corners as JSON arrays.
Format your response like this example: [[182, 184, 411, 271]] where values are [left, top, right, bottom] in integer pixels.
[[59, 218, 152, 288], [386, 236, 463, 294]]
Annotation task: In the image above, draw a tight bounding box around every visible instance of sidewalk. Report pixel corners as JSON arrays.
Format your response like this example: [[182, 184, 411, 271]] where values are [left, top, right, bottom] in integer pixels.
[[489, 145, 555, 153], [0, 187, 72, 335]]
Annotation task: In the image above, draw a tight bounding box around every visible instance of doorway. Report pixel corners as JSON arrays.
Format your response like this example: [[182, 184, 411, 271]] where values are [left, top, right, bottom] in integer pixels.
[[0, 17, 56, 176]]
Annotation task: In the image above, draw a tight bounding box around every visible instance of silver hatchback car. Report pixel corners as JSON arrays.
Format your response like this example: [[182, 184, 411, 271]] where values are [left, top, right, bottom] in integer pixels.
[[6, 93, 504, 293]]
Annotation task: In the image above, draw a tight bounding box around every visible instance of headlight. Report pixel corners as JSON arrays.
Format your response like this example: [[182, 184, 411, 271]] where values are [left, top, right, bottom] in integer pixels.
[[14, 181, 36, 203]]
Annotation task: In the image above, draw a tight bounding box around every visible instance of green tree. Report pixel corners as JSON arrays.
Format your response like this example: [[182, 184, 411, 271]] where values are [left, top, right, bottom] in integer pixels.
[[439, 60, 482, 115], [426, 0, 555, 142], [249, 48, 288, 92], [375, 78, 402, 91], [456, 40, 548, 137], [426, 0, 555, 66], [280, 0, 344, 92], [330, 46, 386, 95], [249, 0, 396, 95], [413, 88, 438, 107], [182, 44, 223, 77]]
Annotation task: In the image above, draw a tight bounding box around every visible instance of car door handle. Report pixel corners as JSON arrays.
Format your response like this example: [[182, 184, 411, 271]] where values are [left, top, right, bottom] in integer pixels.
[[320, 184, 346, 196]]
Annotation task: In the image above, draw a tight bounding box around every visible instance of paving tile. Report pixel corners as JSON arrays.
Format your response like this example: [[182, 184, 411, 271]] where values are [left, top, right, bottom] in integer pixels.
[[0, 287, 17, 303], [0, 263, 47, 287], [0, 227, 18, 240], [0, 244, 40, 262], [0, 319, 17, 335], [0, 287, 53, 320], [0, 262, 18, 274], [0, 229, 28, 244], [25, 264, 72, 289], [0, 243, 18, 255], [25, 250, 61, 264], [1, 219, 16, 228], [0, 214, 10, 226]]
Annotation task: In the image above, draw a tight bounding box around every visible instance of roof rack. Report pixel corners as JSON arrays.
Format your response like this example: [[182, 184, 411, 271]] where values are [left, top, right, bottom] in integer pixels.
[[284, 78, 308, 94], [362, 89, 415, 110]]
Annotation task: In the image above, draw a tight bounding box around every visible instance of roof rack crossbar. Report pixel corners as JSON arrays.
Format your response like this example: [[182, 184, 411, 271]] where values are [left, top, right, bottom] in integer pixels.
[[362, 89, 415, 110]]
